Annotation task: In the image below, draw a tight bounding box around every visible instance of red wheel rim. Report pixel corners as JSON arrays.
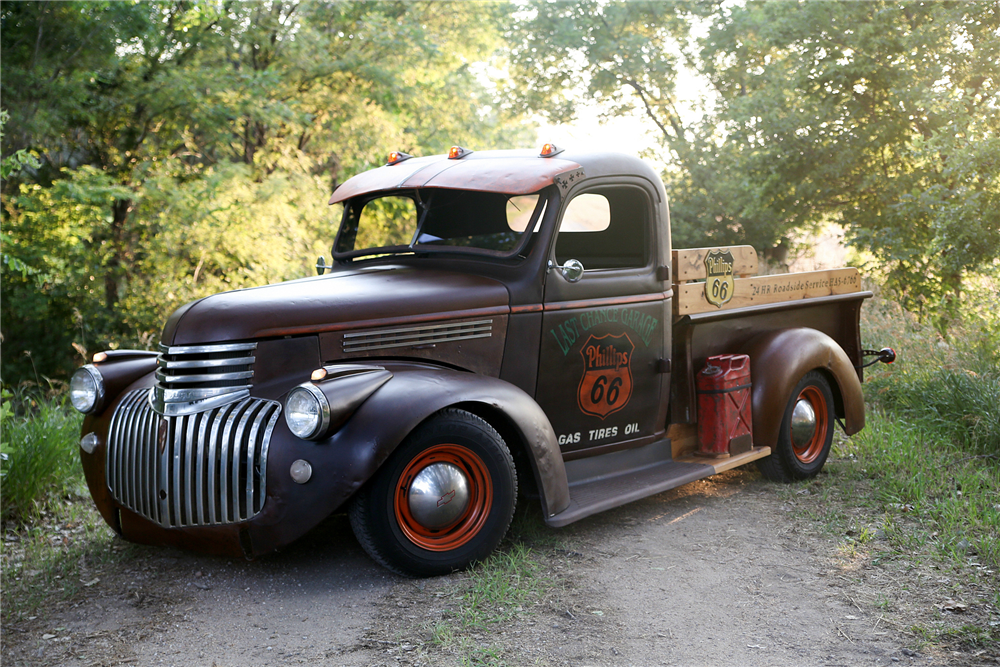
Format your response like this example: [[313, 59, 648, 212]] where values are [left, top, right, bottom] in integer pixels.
[[792, 386, 829, 464], [393, 444, 493, 552]]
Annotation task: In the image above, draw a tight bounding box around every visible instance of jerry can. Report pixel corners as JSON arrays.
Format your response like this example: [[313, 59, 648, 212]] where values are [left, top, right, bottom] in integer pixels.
[[696, 354, 753, 457]]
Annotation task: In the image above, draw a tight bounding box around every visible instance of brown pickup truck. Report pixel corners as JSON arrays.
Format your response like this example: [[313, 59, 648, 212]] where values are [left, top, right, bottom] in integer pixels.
[[71, 146, 891, 576]]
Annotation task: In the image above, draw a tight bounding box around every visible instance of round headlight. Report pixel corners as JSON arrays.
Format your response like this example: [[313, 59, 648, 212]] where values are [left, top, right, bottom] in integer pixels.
[[284, 384, 330, 440], [69, 365, 104, 414]]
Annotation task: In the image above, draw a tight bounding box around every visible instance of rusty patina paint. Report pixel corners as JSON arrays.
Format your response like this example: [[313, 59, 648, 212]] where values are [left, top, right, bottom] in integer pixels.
[[329, 150, 584, 204]]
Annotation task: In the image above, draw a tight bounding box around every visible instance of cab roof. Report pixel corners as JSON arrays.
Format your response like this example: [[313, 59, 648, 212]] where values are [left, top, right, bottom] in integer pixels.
[[328, 148, 663, 204]]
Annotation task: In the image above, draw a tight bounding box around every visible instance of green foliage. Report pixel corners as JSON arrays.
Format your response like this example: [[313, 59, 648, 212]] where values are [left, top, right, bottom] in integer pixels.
[[0, 390, 85, 525], [1, 1, 532, 385], [837, 412, 1000, 571], [508, 1, 1000, 327], [840, 291, 1000, 572], [506, 1, 810, 251], [862, 280, 1000, 456], [702, 1, 1000, 328]]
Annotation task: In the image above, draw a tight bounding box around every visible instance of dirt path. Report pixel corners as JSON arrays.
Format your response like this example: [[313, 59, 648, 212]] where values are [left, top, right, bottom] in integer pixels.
[[4, 470, 983, 666]]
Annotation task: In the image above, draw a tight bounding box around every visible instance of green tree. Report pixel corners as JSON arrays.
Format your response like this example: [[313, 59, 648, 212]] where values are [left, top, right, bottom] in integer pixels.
[[2, 1, 531, 384], [700, 1, 1000, 326], [508, 1, 1000, 329], [505, 1, 789, 249]]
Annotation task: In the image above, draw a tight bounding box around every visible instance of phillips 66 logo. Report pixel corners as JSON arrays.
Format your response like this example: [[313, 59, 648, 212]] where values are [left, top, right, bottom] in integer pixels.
[[704, 248, 735, 308], [577, 333, 635, 419]]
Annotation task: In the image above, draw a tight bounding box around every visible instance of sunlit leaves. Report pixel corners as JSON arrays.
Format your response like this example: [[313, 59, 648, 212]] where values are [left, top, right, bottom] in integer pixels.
[[1, 1, 531, 384]]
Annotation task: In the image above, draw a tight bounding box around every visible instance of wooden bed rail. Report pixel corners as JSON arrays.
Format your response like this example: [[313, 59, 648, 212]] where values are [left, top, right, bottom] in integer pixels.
[[672, 246, 862, 316]]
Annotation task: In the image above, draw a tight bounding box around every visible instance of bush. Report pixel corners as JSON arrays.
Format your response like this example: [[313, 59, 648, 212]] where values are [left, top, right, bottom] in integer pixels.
[[862, 288, 1000, 456], [0, 390, 84, 524]]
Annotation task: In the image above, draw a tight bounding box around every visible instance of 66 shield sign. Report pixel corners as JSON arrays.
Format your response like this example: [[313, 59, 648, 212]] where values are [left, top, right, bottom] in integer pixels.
[[577, 333, 635, 419], [704, 248, 735, 308]]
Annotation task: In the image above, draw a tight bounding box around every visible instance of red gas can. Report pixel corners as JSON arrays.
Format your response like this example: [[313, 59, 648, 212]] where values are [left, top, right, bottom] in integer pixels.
[[696, 354, 753, 457]]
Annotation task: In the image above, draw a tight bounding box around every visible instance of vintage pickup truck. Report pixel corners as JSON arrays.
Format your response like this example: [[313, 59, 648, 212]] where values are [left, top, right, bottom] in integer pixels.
[[71, 146, 891, 576]]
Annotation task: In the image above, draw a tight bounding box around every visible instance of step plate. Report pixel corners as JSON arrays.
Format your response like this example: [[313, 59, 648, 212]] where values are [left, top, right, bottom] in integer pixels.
[[546, 442, 771, 528]]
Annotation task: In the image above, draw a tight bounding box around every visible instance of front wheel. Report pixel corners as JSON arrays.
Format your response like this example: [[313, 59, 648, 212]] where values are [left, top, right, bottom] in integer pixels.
[[349, 409, 517, 576], [758, 371, 835, 482]]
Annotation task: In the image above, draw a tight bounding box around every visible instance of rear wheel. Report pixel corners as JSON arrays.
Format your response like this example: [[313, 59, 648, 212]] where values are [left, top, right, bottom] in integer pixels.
[[758, 371, 835, 482], [349, 409, 517, 576]]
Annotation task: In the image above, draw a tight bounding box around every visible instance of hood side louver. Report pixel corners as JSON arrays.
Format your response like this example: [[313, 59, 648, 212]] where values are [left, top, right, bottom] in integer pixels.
[[342, 319, 493, 354]]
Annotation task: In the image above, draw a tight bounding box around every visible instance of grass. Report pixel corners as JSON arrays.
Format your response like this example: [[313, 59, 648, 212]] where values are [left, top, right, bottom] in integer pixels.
[[834, 413, 1000, 570], [421, 504, 561, 666], [0, 388, 136, 625], [0, 501, 133, 625], [783, 286, 1000, 653], [1, 388, 85, 525]]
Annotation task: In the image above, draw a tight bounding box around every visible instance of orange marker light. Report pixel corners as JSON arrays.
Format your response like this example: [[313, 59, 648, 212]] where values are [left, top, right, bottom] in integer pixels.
[[310, 368, 328, 382], [539, 143, 563, 158], [386, 151, 412, 166], [93, 352, 108, 363], [448, 146, 471, 159]]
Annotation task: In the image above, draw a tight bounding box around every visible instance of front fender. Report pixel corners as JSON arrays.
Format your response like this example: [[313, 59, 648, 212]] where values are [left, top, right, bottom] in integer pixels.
[[740, 328, 865, 449], [311, 361, 570, 518]]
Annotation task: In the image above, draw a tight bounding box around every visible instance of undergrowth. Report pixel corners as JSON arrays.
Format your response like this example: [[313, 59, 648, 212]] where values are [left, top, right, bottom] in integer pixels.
[[1, 388, 85, 525], [820, 286, 1000, 652], [427, 504, 560, 666], [0, 502, 130, 624]]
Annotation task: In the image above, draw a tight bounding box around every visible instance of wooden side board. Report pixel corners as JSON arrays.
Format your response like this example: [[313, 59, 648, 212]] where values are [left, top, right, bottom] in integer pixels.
[[672, 245, 758, 282], [668, 423, 771, 472], [674, 267, 862, 316]]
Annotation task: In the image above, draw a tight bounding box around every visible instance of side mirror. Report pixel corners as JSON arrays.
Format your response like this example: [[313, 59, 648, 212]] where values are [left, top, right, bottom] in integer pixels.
[[316, 256, 333, 275], [547, 258, 585, 283]]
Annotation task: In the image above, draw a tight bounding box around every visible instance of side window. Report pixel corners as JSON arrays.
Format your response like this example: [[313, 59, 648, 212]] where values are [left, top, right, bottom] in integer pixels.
[[555, 187, 648, 270], [506, 195, 543, 232], [560, 193, 611, 232]]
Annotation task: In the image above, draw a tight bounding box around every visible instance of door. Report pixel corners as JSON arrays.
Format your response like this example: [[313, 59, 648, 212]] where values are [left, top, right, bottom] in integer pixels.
[[535, 182, 666, 456]]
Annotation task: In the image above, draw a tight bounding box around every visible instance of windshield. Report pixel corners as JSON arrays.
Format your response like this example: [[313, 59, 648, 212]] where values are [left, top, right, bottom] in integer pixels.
[[334, 188, 549, 260]]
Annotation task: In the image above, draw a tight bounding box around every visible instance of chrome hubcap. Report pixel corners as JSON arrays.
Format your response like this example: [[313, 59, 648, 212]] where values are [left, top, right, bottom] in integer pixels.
[[790, 398, 818, 447], [407, 463, 470, 530]]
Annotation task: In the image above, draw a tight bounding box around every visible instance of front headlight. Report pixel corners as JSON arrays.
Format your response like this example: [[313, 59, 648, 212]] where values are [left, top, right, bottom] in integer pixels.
[[69, 365, 105, 414], [284, 384, 331, 440]]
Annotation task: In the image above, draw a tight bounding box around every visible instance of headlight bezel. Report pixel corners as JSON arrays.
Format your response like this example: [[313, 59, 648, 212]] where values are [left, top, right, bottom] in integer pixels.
[[69, 365, 105, 414], [284, 383, 331, 441]]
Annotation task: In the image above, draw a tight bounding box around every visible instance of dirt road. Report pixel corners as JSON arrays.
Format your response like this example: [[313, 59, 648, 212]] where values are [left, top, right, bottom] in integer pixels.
[[4, 469, 984, 666]]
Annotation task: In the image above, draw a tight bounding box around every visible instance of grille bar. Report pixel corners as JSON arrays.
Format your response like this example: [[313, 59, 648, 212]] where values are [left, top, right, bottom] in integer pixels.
[[343, 319, 493, 353], [152, 342, 257, 416], [158, 355, 256, 370], [155, 369, 255, 385], [106, 389, 279, 527]]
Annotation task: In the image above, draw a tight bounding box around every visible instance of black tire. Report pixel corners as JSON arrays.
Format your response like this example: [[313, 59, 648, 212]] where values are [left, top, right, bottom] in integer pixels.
[[757, 371, 835, 482], [348, 409, 517, 577]]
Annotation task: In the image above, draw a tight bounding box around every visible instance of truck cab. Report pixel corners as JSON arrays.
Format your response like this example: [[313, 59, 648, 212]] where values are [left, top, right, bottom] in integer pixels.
[[71, 146, 875, 576]]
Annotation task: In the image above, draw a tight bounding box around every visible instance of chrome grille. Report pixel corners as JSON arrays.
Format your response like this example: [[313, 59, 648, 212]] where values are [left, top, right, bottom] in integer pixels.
[[106, 389, 280, 527], [343, 319, 493, 353], [152, 342, 257, 416]]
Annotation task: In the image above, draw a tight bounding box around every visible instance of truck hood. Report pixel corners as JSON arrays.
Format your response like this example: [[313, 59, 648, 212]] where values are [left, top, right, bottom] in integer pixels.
[[160, 266, 511, 346]]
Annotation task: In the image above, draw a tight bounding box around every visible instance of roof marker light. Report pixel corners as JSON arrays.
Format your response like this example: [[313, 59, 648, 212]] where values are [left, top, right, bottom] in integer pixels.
[[539, 143, 564, 158], [387, 151, 412, 166], [448, 146, 472, 160]]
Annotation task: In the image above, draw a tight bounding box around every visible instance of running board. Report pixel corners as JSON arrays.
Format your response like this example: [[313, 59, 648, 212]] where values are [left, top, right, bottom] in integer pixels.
[[545, 439, 771, 528]]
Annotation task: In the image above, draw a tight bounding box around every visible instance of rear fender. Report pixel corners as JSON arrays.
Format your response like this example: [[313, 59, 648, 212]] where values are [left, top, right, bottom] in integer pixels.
[[318, 362, 570, 518], [740, 328, 865, 448]]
